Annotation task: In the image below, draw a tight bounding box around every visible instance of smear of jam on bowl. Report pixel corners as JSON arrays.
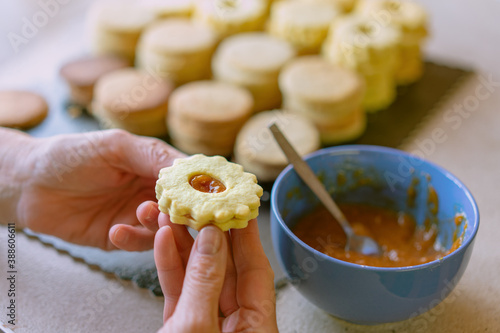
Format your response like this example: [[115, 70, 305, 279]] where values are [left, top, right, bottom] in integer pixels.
[[292, 202, 466, 267]]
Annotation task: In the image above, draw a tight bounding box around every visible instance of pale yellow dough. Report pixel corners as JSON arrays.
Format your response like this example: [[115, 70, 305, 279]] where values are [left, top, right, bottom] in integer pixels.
[[156, 154, 263, 231]]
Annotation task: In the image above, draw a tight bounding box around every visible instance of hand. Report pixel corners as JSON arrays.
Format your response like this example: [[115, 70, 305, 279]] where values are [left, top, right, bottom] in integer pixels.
[[14, 129, 184, 249], [140, 202, 278, 332]]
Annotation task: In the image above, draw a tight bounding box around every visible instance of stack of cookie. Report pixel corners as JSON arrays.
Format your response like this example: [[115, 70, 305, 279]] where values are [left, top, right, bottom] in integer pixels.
[[59, 55, 129, 110], [87, 2, 155, 63], [234, 110, 320, 182], [212, 32, 296, 112], [92, 68, 174, 137], [168, 80, 254, 156], [193, 0, 268, 39], [136, 19, 218, 86], [313, 0, 358, 13], [268, 0, 340, 55], [279, 56, 366, 145], [323, 15, 401, 112], [144, 0, 194, 19], [357, 0, 429, 85]]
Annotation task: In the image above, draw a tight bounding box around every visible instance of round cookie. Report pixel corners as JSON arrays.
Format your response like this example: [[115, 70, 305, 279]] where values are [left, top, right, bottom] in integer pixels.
[[156, 154, 263, 231], [168, 80, 254, 156], [357, 0, 429, 84], [92, 68, 174, 137], [143, 0, 194, 19], [323, 14, 400, 111], [212, 32, 296, 112], [87, 2, 155, 63], [234, 110, 320, 182], [268, 0, 340, 54], [0, 91, 48, 129], [193, 0, 267, 39], [59, 55, 129, 108], [279, 56, 366, 143], [137, 19, 217, 85]]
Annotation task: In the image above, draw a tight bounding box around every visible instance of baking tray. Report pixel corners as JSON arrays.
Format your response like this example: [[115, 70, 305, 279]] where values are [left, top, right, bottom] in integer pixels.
[[23, 61, 473, 297]]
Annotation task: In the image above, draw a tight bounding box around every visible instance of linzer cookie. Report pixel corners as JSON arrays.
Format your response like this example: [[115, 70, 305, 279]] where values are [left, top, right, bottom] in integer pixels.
[[323, 15, 401, 112], [156, 154, 263, 231], [357, 0, 429, 84], [144, 0, 195, 19], [268, 0, 340, 55], [193, 0, 267, 39]]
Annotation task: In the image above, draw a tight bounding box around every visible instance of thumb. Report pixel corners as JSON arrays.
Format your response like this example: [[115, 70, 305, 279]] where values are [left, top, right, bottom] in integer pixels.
[[174, 226, 227, 328]]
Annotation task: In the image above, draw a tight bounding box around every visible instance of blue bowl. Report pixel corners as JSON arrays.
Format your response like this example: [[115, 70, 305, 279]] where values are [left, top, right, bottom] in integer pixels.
[[271, 145, 479, 325]]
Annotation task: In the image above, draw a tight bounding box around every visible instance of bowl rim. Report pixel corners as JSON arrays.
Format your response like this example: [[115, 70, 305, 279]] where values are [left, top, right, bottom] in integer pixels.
[[270, 144, 480, 272]]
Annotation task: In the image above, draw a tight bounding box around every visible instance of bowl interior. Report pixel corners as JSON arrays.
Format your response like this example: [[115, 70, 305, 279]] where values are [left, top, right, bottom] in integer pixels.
[[273, 145, 479, 256]]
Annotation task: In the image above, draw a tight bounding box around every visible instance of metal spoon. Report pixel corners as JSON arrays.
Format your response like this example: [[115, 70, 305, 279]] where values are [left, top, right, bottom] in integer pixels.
[[269, 123, 381, 256]]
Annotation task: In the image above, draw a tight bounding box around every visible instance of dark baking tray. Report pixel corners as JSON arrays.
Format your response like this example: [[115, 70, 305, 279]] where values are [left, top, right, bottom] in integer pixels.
[[23, 61, 473, 296]]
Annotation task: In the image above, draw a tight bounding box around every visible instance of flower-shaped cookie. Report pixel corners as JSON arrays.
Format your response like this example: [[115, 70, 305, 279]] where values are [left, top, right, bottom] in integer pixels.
[[156, 154, 263, 231]]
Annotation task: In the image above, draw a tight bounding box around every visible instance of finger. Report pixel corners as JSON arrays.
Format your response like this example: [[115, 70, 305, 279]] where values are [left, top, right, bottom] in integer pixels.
[[159, 213, 194, 266], [231, 219, 276, 309], [100, 129, 186, 179], [154, 226, 185, 322], [174, 226, 227, 328], [219, 232, 238, 317], [136, 201, 161, 232], [109, 224, 156, 251]]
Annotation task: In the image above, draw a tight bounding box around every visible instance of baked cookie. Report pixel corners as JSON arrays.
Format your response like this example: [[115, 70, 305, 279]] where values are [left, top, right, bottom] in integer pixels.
[[92, 68, 174, 137], [156, 154, 263, 231], [144, 0, 194, 19], [168, 80, 253, 156], [234, 110, 320, 182], [279, 56, 366, 144], [212, 32, 296, 112], [59, 55, 129, 109], [307, 0, 358, 13], [87, 2, 155, 63], [136, 19, 217, 85], [357, 0, 429, 84], [193, 0, 267, 39], [268, 0, 340, 54], [323, 14, 400, 111], [0, 91, 48, 129]]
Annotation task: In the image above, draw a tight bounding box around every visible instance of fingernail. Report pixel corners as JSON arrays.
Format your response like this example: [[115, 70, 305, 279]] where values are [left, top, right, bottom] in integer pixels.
[[114, 228, 128, 244], [197, 226, 222, 255]]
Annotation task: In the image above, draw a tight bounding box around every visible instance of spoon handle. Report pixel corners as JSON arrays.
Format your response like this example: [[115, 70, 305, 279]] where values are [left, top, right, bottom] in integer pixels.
[[269, 123, 353, 235]]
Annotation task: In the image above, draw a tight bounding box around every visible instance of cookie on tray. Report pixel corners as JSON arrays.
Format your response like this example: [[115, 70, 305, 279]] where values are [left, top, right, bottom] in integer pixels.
[[144, 0, 195, 19], [0, 91, 48, 129], [234, 110, 320, 182], [323, 14, 400, 112], [279, 56, 366, 144], [168, 80, 254, 156], [357, 0, 429, 84], [193, 0, 267, 39], [87, 2, 155, 63], [268, 0, 340, 55], [59, 55, 129, 110], [92, 68, 174, 137], [136, 19, 217, 85], [212, 32, 296, 112], [156, 154, 263, 231]]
